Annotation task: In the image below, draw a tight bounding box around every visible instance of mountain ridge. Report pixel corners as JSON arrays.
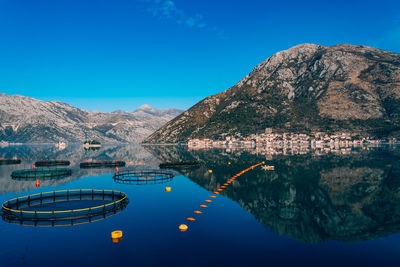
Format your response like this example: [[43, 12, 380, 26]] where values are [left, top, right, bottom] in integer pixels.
[[144, 43, 400, 143], [0, 93, 183, 143]]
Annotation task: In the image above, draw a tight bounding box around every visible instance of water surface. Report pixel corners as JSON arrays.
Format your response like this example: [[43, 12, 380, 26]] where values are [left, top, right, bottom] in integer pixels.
[[1, 144, 400, 266]]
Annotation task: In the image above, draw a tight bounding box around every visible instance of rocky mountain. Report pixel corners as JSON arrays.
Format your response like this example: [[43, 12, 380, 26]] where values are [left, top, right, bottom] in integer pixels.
[[0, 93, 183, 143], [144, 43, 400, 143]]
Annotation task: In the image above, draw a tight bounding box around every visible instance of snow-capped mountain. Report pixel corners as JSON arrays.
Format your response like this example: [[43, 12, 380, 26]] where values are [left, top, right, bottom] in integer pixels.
[[0, 94, 183, 143]]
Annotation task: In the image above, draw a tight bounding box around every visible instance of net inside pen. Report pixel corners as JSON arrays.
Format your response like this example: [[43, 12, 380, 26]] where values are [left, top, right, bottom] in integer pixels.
[[11, 169, 72, 180], [113, 170, 175, 185]]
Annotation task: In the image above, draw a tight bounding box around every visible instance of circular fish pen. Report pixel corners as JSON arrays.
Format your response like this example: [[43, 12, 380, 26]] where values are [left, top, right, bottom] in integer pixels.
[[35, 160, 70, 167], [1, 189, 128, 226], [159, 161, 200, 169], [11, 168, 72, 180], [113, 169, 175, 185], [80, 161, 126, 169], [0, 159, 21, 165]]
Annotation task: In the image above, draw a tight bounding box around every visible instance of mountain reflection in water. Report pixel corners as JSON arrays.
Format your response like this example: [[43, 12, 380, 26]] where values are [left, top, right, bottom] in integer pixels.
[[145, 145, 400, 243]]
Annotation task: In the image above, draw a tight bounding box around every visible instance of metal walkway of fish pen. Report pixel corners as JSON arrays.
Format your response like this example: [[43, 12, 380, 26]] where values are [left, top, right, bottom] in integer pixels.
[[113, 170, 175, 185], [80, 161, 126, 168], [0, 159, 21, 165], [11, 168, 72, 180], [159, 162, 200, 169], [1, 189, 128, 226], [35, 160, 70, 167]]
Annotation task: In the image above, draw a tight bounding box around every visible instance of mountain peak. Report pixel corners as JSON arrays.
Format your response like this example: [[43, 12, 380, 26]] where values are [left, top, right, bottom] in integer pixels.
[[144, 43, 400, 143], [136, 104, 156, 111]]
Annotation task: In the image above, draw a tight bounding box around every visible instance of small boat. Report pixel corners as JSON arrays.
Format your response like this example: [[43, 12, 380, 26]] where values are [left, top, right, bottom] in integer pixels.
[[82, 140, 101, 148]]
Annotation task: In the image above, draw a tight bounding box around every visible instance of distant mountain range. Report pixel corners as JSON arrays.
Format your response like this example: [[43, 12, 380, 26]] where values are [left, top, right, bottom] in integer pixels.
[[0, 94, 183, 143], [144, 43, 400, 143]]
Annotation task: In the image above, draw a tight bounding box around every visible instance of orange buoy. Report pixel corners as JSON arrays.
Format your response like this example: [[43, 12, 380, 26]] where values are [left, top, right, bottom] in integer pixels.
[[179, 224, 188, 232], [200, 205, 207, 208], [115, 167, 119, 172], [194, 211, 202, 214], [165, 187, 171, 192], [210, 195, 216, 198], [221, 186, 226, 188], [213, 191, 219, 194], [217, 189, 223, 192], [223, 183, 228, 186], [33, 165, 36, 170], [186, 217, 196, 221], [35, 180, 40, 188], [205, 200, 212, 203]]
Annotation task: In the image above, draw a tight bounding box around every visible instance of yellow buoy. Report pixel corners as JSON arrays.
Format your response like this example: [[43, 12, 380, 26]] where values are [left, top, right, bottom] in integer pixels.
[[165, 187, 171, 192], [208, 170, 212, 173], [111, 230, 123, 239], [228, 162, 231, 165], [179, 224, 188, 232], [111, 230, 123, 243]]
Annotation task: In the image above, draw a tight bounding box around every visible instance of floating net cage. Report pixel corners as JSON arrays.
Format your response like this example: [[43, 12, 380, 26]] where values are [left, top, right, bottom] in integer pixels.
[[11, 168, 72, 180], [113, 169, 175, 185], [159, 161, 200, 169], [35, 160, 70, 167], [1, 189, 128, 227], [0, 159, 21, 165], [80, 161, 126, 169]]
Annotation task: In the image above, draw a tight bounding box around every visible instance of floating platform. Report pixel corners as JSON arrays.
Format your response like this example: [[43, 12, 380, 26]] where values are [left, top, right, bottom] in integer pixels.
[[35, 160, 70, 167], [113, 169, 175, 185], [1, 189, 128, 226], [0, 159, 21, 165], [80, 161, 126, 169], [159, 161, 200, 169], [11, 168, 72, 180]]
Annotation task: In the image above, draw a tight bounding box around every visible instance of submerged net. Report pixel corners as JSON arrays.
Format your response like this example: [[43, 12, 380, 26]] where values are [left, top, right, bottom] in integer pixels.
[[80, 161, 126, 169], [1, 189, 128, 226], [11, 168, 72, 180], [35, 160, 70, 167], [113, 169, 175, 185]]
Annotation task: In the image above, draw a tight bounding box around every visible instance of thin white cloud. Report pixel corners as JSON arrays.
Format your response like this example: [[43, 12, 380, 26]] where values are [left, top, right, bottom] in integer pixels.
[[141, 0, 213, 29]]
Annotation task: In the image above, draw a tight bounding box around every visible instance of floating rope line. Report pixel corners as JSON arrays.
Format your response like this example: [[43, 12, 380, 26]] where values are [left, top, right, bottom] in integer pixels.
[[179, 161, 264, 231]]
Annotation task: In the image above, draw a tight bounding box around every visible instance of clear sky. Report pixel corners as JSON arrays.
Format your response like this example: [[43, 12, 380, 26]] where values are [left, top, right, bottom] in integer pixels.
[[1, 0, 399, 111]]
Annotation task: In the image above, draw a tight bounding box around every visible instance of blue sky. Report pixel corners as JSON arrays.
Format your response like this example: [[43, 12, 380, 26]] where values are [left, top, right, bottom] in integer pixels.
[[0, 0, 399, 111]]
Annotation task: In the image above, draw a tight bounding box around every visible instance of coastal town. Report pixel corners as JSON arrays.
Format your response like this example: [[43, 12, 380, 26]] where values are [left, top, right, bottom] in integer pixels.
[[187, 129, 398, 155]]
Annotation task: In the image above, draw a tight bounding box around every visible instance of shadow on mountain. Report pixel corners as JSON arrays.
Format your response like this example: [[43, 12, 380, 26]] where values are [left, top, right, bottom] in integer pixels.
[[145, 145, 400, 243]]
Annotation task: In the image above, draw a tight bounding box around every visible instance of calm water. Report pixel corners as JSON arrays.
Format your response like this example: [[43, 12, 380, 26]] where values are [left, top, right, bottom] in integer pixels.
[[1, 144, 400, 266]]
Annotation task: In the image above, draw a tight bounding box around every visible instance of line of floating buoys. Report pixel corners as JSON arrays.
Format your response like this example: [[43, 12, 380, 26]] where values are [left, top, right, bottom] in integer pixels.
[[178, 162, 264, 232]]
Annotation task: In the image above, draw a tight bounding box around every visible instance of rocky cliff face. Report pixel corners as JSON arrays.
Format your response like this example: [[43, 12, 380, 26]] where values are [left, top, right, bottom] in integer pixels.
[[144, 44, 400, 143], [0, 94, 182, 143]]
